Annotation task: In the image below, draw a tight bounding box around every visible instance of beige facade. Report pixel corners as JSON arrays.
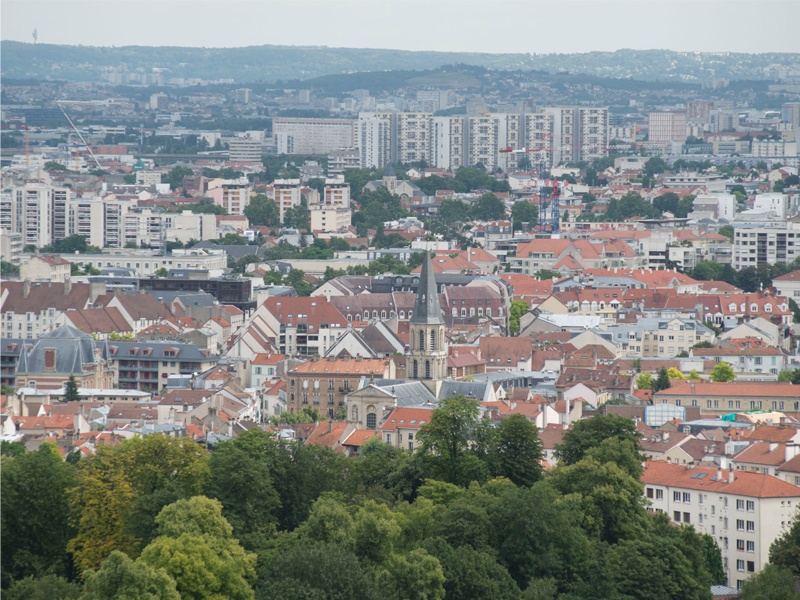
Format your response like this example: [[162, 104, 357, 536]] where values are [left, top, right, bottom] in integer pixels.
[[20, 255, 71, 282]]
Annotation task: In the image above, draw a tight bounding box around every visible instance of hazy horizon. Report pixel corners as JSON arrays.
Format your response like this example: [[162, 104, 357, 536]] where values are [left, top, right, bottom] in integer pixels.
[[2, 0, 799, 55]]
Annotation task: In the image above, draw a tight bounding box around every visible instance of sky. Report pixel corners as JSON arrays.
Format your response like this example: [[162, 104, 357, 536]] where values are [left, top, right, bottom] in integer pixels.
[[2, 0, 799, 54]]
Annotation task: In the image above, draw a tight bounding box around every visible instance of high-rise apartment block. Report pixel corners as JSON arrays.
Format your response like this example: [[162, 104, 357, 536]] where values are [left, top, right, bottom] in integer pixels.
[[10, 183, 71, 249], [272, 118, 356, 154], [271, 179, 302, 223], [648, 111, 688, 143]]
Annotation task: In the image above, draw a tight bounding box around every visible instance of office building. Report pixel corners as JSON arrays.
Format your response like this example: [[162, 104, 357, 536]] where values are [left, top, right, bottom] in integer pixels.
[[649, 111, 687, 143], [272, 118, 356, 154]]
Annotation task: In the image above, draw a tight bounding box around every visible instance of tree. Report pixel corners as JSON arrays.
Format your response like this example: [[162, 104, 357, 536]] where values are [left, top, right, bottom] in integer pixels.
[[206, 438, 282, 548], [511, 201, 538, 231], [654, 367, 671, 392], [636, 372, 653, 389], [139, 497, 256, 600], [378, 549, 446, 600], [718, 224, 734, 240], [438, 198, 471, 224], [667, 367, 686, 380], [0, 260, 20, 277], [554, 414, 640, 466], [418, 395, 489, 486], [256, 542, 381, 600], [741, 564, 800, 600], [41, 234, 102, 254], [470, 193, 507, 221], [509, 299, 529, 334], [1, 443, 76, 583], [770, 512, 800, 576], [533, 269, 561, 280], [709, 362, 736, 382], [154, 268, 169, 278], [4, 575, 81, 600], [789, 298, 800, 324], [191, 198, 227, 215], [490, 414, 544, 487], [652, 192, 680, 215], [243, 194, 279, 227], [81, 551, 179, 600], [63, 374, 80, 402]]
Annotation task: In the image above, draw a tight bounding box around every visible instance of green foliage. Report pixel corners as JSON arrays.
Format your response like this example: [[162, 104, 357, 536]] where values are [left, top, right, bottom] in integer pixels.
[[709, 362, 736, 382], [353, 187, 410, 235], [81, 551, 179, 600], [378, 549, 446, 600], [470, 193, 507, 221], [44, 161, 69, 171], [41, 234, 102, 254], [190, 198, 227, 215], [243, 194, 279, 227], [509, 299, 529, 334], [770, 512, 800, 576], [139, 496, 256, 600], [511, 200, 538, 231], [604, 192, 658, 221], [741, 564, 800, 600], [213, 233, 249, 245], [0, 260, 20, 277], [4, 575, 81, 600], [490, 415, 544, 487], [636, 372, 653, 389], [63, 374, 80, 402], [1, 443, 76, 583], [554, 414, 641, 466], [162, 166, 193, 189], [283, 201, 310, 230], [654, 367, 671, 392]]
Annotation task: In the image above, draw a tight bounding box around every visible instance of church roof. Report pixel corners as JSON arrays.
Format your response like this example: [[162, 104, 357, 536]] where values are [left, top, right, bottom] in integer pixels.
[[411, 252, 445, 325]]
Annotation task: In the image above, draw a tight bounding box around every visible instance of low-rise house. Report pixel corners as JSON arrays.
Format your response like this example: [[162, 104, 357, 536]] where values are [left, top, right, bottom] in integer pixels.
[[20, 255, 71, 282], [690, 338, 786, 378], [380, 406, 434, 451]]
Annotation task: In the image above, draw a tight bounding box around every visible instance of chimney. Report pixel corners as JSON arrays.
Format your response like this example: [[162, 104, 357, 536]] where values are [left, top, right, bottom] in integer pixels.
[[663, 431, 670, 442], [769, 442, 778, 453], [716, 467, 722, 480], [328, 419, 333, 433], [64, 279, 72, 295], [728, 469, 735, 484], [23, 279, 31, 298]]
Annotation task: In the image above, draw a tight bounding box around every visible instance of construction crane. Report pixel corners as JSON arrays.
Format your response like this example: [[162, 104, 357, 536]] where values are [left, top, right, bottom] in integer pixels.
[[54, 101, 102, 170]]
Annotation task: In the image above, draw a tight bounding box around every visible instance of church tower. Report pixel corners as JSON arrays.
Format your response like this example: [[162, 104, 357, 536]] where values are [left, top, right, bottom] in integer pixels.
[[406, 252, 448, 381]]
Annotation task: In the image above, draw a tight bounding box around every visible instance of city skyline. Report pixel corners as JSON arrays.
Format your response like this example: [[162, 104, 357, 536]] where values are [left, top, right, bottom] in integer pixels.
[[2, 0, 800, 54]]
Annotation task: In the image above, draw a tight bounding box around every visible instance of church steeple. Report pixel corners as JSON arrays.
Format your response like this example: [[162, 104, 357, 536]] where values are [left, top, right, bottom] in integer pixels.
[[411, 251, 444, 325], [407, 251, 448, 382]]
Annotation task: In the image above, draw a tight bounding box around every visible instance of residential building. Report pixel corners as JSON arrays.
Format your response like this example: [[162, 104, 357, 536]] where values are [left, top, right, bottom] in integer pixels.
[[272, 117, 356, 154], [11, 182, 71, 248], [207, 178, 252, 216], [19, 255, 71, 282], [259, 296, 348, 357], [654, 381, 800, 415], [271, 179, 302, 223], [642, 460, 800, 588], [397, 112, 433, 165], [228, 137, 262, 163], [358, 112, 395, 168], [286, 356, 395, 417], [648, 111, 687, 143], [249, 353, 285, 388], [733, 221, 800, 270], [14, 325, 116, 390], [381, 406, 434, 451]]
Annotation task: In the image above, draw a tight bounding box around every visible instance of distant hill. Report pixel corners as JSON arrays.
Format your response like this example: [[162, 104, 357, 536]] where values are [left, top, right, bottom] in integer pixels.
[[1, 41, 797, 84]]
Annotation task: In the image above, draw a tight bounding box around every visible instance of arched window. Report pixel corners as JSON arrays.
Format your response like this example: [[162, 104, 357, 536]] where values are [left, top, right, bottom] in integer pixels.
[[452, 308, 458, 317], [373, 310, 379, 318], [413, 360, 418, 378], [486, 307, 492, 317], [347, 314, 352, 321], [367, 412, 377, 429], [381, 310, 387, 319], [419, 330, 425, 351], [425, 360, 431, 379], [356, 313, 361, 321], [399, 311, 405, 319], [430, 330, 436, 351]]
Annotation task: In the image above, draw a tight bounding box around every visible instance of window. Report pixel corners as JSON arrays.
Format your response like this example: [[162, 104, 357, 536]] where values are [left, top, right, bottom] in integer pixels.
[[656, 489, 663, 500], [647, 487, 654, 499], [736, 560, 745, 572], [737, 499, 745, 510], [746, 541, 755, 553], [419, 330, 425, 351], [366, 413, 377, 429], [683, 512, 690, 523], [674, 491, 681, 502], [747, 561, 755, 573], [425, 360, 431, 379], [737, 539, 745, 551], [430, 330, 436, 351], [737, 519, 745, 531], [683, 492, 691, 503], [746, 500, 755, 512], [674, 511, 681, 522], [746, 521, 755, 532], [413, 360, 418, 378]]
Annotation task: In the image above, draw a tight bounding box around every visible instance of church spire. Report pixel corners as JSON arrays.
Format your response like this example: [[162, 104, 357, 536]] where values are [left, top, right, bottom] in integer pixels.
[[411, 252, 443, 325]]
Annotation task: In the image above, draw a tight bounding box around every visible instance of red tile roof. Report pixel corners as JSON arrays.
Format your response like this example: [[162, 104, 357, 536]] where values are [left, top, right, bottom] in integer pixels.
[[381, 407, 433, 431], [342, 429, 380, 447], [642, 460, 800, 498], [305, 421, 350, 449]]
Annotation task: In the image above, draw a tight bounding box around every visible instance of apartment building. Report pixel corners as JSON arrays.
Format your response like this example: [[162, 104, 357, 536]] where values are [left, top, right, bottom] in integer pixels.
[[207, 178, 252, 216], [257, 296, 349, 357], [67, 248, 227, 277], [733, 220, 800, 269], [228, 137, 262, 163], [308, 176, 352, 233], [327, 148, 360, 176], [10, 183, 71, 248], [271, 179, 302, 223], [397, 112, 433, 165], [643, 460, 800, 589], [432, 116, 466, 170], [358, 112, 395, 168], [465, 114, 501, 171], [286, 356, 395, 417], [648, 111, 688, 143], [272, 117, 356, 154], [108, 340, 219, 393]]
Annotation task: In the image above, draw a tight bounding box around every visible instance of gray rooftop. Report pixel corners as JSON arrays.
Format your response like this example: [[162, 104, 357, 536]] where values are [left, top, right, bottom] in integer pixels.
[[17, 325, 101, 375]]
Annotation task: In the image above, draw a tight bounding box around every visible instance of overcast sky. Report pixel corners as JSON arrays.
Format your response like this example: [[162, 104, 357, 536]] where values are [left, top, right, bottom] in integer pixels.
[[2, 0, 799, 54]]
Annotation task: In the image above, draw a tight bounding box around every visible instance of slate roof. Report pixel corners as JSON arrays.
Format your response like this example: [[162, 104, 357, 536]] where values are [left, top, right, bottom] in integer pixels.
[[17, 325, 100, 375]]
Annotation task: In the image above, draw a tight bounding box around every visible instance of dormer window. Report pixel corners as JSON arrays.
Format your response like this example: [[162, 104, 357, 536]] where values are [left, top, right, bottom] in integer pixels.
[[44, 348, 56, 371]]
